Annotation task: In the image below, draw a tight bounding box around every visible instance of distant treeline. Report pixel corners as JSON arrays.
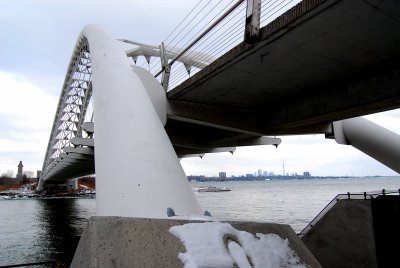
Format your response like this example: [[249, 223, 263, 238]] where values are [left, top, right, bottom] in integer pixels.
[[0, 175, 37, 191], [79, 177, 95, 189], [0, 175, 15, 185]]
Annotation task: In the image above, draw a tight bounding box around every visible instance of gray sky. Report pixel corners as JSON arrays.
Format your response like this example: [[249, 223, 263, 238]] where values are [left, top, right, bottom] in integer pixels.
[[0, 0, 399, 177]]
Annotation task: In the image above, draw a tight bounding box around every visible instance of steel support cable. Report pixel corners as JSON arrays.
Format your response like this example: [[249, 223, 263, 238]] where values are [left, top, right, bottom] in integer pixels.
[[260, 0, 284, 24], [165, 0, 212, 49], [169, 31, 245, 87], [145, 0, 244, 90], [169, 64, 206, 88], [173, 1, 244, 66], [200, 36, 244, 70], [169, 15, 245, 86], [143, 1, 214, 72], [170, 0, 232, 52], [198, 24, 245, 64], [164, 0, 205, 44], [169, 69, 193, 87], [166, 0, 229, 70], [166, 0, 234, 69], [147, 59, 160, 73], [168, 63, 199, 87], [155, 0, 245, 78], [166, 0, 214, 52], [182, 4, 246, 63], [167, 0, 236, 66], [261, 0, 295, 24], [187, 12, 245, 64], [190, 1, 244, 48], [168, 65, 191, 86], [149, 6, 226, 77], [261, 0, 281, 11]]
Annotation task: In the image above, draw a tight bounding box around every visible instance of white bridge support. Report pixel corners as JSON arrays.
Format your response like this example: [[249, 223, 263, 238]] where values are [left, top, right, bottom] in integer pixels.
[[330, 117, 400, 174], [83, 25, 202, 218]]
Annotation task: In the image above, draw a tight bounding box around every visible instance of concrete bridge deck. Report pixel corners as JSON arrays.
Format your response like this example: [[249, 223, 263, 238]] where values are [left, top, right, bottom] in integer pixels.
[[166, 0, 400, 148]]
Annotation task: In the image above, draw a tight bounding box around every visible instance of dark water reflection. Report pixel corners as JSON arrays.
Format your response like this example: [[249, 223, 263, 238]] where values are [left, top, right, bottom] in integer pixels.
[[35, 199, 92, 266], [0, 198, 95, 267]]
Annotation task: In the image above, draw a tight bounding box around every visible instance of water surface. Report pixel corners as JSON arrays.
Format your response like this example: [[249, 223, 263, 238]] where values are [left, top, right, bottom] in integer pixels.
[[0, 177, 399, 266]]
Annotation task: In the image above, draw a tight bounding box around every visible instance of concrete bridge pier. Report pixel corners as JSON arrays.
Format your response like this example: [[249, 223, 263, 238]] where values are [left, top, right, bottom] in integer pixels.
[[67, 179, 78, 191]]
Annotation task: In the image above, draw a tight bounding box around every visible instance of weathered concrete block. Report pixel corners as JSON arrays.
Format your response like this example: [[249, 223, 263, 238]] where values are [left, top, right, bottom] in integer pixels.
[[71, 217, 321, 267], [302, 199, 377, 268]]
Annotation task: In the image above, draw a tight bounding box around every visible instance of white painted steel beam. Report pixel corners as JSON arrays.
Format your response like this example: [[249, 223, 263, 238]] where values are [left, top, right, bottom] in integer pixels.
[[175, 146, 236, 156], [59, 152, 93, 160], [331, 117, 400, 174], [64, 146, 94, 155], [120, 39, 214, 69], [71, 137, 94, 147], [83, 122, 94, 133], [178, 154, 206, 159], [83, 25, 202, 218]]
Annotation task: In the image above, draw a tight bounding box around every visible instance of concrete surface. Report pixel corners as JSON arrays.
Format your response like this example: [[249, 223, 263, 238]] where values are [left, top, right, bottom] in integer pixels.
[[71, 217, 322, 268], [301, 199, 377, 268]]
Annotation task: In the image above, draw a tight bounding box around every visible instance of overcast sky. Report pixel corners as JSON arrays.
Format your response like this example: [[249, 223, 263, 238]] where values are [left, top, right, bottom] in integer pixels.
[[0, 0, 399, 178]]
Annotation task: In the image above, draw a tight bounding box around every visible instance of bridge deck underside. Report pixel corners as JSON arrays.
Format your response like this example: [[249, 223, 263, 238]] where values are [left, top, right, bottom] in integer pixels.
[[166, 0, 400, 145], [42, 0, 400, 183]]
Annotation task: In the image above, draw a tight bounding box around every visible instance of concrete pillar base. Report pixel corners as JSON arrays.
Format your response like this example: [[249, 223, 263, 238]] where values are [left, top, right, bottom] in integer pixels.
[[71, 216, 321, 267]]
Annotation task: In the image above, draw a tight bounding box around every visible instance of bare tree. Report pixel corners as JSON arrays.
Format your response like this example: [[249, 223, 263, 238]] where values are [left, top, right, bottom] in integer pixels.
[[1, 170, 14, 178], [24, 171, 35, 178]]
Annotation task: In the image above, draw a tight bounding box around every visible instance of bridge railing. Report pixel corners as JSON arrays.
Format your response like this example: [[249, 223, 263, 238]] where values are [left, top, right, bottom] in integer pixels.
[[298, 189, 400, 238], [123, 0, 302, 91]]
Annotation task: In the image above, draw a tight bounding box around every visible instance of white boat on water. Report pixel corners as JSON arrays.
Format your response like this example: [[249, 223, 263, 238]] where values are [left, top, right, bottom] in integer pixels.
[[196, 186, 231, 192]]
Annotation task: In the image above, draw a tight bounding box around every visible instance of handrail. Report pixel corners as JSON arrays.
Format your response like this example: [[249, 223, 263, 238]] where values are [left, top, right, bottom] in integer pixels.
[[298, 189, 400, 238], [154, 0, 246, 78], [0, 261, 59, 268], [117, 1, 303, 91]]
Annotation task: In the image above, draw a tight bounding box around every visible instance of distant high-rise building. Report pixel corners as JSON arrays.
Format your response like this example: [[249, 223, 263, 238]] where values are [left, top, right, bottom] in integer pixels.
[[257, 169, 262, 177], [17, 161, 23, 182], [282, 161, 286, 176], [263, 171, 268, 176], [303, 171, 311, 177], [219, 172, 226, 179]]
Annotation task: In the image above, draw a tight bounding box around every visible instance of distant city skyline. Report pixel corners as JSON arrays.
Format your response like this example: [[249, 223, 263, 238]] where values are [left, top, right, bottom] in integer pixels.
[[199, 168, 312, 179]]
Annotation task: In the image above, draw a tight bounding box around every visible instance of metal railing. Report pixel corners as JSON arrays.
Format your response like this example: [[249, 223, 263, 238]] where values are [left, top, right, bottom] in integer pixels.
[[298, 189, 400, 238], [0, 261, 62, 268], [122, 0, 303, 91]]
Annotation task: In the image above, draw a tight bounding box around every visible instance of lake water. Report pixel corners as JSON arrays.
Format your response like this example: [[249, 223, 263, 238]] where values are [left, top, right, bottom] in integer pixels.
[[0, 177, 399, 266]]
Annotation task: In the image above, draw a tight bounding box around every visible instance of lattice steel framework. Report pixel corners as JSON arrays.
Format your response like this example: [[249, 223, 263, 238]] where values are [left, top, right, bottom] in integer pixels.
[[41, 38, 93, 173], [40, 36, 212, 180]]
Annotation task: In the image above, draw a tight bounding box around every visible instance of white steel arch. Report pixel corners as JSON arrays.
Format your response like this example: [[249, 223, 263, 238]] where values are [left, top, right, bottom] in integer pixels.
[[39, 25, 203, 218]]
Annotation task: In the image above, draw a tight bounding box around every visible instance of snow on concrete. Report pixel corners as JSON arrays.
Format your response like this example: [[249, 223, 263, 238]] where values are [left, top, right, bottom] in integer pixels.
[[169, 222, 308, 268], [227, 240, 252, 268]]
